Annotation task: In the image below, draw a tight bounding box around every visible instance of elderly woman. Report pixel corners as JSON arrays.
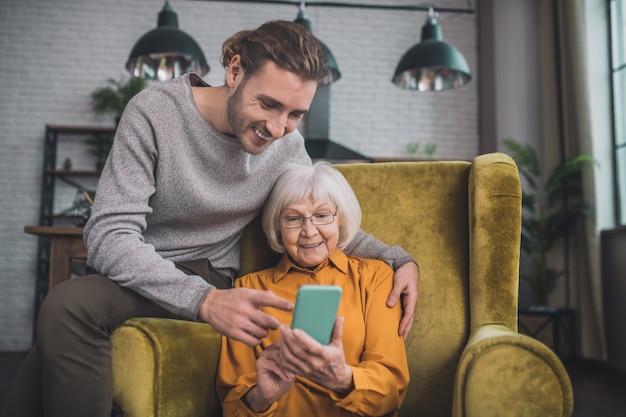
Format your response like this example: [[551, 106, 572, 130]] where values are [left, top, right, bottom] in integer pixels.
[[217, 162, 410, 417]]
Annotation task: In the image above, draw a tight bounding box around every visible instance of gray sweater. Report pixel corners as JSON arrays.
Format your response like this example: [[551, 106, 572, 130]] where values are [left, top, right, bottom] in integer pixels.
[[85, 73, 414, 319]]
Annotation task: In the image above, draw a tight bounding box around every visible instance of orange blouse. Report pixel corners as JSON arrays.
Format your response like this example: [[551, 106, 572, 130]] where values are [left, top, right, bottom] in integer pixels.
[[216, 250, 410, 417]]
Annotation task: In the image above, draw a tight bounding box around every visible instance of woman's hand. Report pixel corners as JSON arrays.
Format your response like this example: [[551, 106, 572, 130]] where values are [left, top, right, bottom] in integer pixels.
[[277, 317, 353, 393], [243, 343, 295, 413]]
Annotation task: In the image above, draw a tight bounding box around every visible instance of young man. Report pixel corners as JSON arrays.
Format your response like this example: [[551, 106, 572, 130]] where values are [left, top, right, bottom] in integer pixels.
[[2, 20, 418, 417]]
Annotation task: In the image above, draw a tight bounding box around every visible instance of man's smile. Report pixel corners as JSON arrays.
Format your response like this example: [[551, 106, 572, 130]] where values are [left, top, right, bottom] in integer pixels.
[[254, 126, 272, 141]]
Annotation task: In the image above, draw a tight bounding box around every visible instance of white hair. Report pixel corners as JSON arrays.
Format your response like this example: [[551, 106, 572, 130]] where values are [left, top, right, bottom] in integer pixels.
[[262, 161, 362, 253]]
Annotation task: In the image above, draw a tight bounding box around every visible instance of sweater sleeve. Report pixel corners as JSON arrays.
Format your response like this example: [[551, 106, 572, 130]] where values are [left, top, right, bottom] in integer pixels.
[[84, 89, 213, 319], [343, 229, 417, 271]]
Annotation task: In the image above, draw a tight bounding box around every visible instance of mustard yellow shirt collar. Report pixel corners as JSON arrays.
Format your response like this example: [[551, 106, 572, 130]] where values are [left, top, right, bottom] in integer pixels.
[[271, 250, 349, 283]]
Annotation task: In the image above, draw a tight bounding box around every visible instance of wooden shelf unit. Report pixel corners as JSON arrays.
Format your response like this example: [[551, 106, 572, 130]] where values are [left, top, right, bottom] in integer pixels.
[[32, 125, 114, 312]]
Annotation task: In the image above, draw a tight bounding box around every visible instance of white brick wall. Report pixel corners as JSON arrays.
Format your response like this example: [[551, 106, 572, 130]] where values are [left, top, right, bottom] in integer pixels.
[[0, 0, 478, 350]]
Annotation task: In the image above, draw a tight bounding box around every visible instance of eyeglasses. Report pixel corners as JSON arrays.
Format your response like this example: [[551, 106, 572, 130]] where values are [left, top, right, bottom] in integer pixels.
[[279, 211, 337, 229]]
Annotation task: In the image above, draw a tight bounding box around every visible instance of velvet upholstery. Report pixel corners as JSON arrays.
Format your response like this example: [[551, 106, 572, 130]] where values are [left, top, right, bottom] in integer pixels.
[[111, 153, 573, 417]]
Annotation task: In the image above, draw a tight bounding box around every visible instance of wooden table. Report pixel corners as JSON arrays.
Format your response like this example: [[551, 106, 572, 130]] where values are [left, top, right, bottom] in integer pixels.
[[519, 306, 576, 359], [24, 226, 87, 290]]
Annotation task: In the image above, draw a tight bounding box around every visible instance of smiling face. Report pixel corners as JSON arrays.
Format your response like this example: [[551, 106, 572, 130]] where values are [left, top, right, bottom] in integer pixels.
[[279, 196, 340, 268], [226, 58, 318, 155]]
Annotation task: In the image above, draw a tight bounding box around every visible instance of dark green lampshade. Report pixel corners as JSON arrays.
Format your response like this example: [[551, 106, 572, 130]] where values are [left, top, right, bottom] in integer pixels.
[[294, 8, 341, 86], [317, 39, 341, 85], [125, 1, 209, 81], [392, 14, 471, 91]]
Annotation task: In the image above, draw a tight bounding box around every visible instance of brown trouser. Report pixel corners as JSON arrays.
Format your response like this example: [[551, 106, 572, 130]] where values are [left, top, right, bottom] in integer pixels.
[[0, 259, 231, 417]]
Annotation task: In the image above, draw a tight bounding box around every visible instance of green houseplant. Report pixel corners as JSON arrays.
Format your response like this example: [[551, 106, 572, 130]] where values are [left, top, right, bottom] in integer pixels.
[[406, 142, 438, 159], [90, 76, 146, 122], [87, 77, 146, 169], [84, 132, 115, 170], [502, 138, 595, 306]]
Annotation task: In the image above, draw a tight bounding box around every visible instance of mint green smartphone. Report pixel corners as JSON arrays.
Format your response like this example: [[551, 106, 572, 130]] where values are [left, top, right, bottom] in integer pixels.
[[291, 285, 342, 345]]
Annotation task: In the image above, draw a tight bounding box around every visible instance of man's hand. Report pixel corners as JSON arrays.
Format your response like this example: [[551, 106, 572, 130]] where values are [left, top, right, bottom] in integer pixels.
[[387, 262, 419, 340], [198, 288, 293, 346]]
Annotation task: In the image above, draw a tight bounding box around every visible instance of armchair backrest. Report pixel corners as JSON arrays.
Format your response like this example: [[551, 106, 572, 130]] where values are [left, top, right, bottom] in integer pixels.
[[238, 153, 522, 417]]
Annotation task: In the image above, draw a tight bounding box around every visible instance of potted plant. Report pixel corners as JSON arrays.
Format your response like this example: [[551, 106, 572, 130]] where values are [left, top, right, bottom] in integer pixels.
[[406, 142, 438, 159], [84, 132, 115, 170], [90, 76, 146, 123], [87, 76, 146, 168], [502, 138, 595, 307]]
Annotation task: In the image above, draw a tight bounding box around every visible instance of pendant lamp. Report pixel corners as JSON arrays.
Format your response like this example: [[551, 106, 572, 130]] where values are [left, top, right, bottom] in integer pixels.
[[125, 1, 209, 81], [294, 2, 341, 86], [392, 8, 471, 92]]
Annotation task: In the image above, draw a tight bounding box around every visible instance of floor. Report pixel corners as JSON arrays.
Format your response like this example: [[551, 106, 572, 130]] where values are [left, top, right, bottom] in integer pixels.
[[1, 352, 625, 416], [564, 358, 626, 417]]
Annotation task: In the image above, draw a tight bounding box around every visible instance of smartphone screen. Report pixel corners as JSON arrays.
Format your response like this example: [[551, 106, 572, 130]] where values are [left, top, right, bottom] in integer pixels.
[[291, 285, 342, 344]]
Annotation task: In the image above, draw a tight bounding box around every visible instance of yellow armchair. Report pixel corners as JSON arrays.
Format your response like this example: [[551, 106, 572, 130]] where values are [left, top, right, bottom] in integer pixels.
[[111, 153, 573, 417]]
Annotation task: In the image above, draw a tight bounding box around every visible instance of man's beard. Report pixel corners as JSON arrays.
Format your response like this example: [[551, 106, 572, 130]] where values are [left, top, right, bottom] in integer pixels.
[[226, 78, 246, 140]]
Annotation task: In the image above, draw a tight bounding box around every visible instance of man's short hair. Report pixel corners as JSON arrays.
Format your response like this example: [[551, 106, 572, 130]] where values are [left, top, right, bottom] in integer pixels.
[[221, 20, 328, 82]]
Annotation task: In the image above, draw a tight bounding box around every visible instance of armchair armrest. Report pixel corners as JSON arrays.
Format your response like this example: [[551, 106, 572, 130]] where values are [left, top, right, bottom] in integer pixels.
[[452, 324, 574, 417], [112, 318, 222, 417]]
